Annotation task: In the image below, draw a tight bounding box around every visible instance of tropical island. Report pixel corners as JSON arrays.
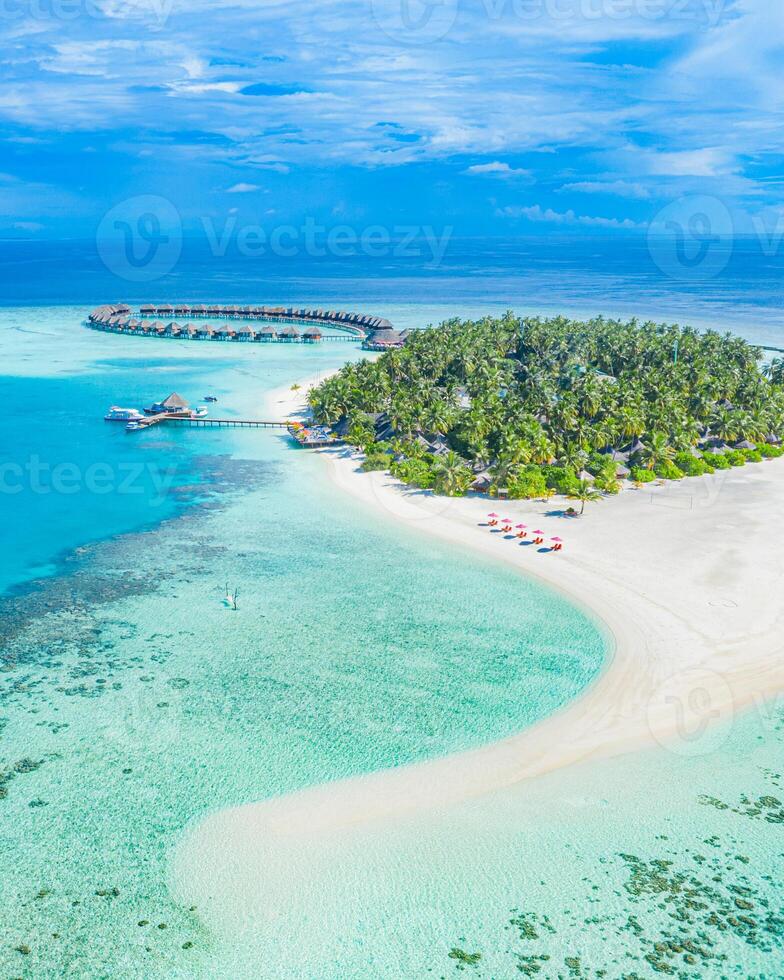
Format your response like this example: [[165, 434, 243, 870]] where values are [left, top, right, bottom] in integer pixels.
[[309, 314, 784, 503]]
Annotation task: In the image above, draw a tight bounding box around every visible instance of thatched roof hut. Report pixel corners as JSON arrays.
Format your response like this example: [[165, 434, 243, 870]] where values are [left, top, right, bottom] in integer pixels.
[[158, 392, 189, 412], [140, 304, 155, 315], [622, 438, 646, 457], [470, 469, 493, 492], [258, 325, 277, 340], [278, 326, 299, 340], [302, 327, 322, 342]]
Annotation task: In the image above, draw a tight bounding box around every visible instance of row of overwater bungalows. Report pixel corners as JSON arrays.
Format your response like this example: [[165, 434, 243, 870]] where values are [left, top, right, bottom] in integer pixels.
[[87, 303, 400, 344]]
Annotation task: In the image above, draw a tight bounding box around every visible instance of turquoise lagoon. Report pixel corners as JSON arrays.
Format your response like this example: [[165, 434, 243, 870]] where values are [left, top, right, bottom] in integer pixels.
[[2, 304, 784, 977], [1, 307, 606, 977]]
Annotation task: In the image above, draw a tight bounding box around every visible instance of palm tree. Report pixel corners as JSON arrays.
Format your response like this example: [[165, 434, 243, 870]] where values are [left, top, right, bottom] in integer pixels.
[[568, 478, 604, 515], [433, 451, 472, 497], [639, 431, 674, 470]]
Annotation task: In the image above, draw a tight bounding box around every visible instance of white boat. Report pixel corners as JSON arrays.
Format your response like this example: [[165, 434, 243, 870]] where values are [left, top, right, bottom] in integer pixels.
[[193, 406, 209, 418], [105, 406, 143, 422], [125, 420, 143, 432]]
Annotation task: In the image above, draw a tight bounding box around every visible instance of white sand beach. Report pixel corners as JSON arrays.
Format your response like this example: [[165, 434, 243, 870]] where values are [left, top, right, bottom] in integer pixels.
[[174, 375, 784, 934]]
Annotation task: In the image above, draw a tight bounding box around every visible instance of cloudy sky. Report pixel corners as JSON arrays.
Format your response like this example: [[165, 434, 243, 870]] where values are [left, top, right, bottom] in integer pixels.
[[0, 0, 782, 238]]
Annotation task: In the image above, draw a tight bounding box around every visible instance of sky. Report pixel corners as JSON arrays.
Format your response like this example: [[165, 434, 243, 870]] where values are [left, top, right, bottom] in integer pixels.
[[0, 0, 783, 243]]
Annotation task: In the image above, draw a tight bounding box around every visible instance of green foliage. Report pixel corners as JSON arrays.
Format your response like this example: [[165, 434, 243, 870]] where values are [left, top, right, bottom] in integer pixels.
[[724, 449, 747, 467], [741, 449, 763, 462], [595, 475, 622, 494], [541, 465, 580, 495], [708, 453, 731, 469], [309, 313, 782, 496], [630, 467, 656, 483], [673, 451, 710, 477], [390, 457, 436, 489], [360, 453, 390, 473], [507, 466, 548, 500], [431, 450, 473, 496], [758, 443, 783, 458], [567, 477, 604, 515], [653, 459, 685, 480]]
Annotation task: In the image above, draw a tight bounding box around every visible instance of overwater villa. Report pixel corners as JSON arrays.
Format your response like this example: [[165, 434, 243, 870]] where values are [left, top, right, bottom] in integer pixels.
[[145, 392, 191, 415], [85, 302, 405, 349]]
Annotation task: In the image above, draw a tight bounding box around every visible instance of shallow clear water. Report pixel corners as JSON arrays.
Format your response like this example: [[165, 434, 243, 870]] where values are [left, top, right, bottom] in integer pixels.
[[214, 701, 784, 978], [0, 305, 606, 976]]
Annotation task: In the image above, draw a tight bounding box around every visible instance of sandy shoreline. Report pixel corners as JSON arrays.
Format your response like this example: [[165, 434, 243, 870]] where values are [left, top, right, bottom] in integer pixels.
[[174, 374, 784, 926]]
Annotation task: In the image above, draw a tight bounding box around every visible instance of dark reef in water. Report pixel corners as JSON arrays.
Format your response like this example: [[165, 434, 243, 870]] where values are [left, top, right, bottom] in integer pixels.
[[0, 454, 271, 779], [443, 763, 784, 978]]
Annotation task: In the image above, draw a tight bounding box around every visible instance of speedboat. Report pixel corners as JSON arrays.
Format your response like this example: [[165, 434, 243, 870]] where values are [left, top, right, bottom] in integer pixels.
[[125, 420, 143, 432], [192, 406, 209, 418], [105, 406, 143, 422], [204, 395, 218, 403]]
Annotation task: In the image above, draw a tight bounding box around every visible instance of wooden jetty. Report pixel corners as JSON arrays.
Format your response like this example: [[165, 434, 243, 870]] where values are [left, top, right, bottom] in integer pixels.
[[129, 413, 288, 431]]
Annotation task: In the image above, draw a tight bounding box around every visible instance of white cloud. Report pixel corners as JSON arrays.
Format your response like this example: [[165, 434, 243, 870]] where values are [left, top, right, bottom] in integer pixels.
[[499, 204, 642, 230], [561, 180, 650, 200], [636, 148, 733, 178], [226, 182, 261, 193], [463, 161, 532, 179]]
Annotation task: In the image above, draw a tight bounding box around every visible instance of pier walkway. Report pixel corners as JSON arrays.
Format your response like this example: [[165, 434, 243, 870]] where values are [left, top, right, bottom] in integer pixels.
[[130, 414, 288, 431]]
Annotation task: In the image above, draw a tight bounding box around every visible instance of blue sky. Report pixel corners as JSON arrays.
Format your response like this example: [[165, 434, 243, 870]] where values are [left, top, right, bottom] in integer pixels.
[[0, 0, 782, 240]]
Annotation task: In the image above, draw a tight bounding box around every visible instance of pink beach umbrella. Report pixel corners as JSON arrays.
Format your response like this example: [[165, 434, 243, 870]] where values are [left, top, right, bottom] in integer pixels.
[[551, 536, 562, 542], [488, 512, 498, 518], [533, 529, 544, 536], [515, 523, 527, 529]]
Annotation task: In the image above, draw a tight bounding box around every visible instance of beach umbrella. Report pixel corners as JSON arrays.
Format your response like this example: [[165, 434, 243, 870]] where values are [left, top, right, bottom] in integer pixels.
[[533, 529, 544, 535], [488, 512, 499, 518], [551, 536, 562, 542], [515, 523, 527, 529]]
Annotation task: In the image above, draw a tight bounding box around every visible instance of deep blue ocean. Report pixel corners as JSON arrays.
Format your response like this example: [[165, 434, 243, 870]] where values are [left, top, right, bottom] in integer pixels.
[[2, 234, 784, 342]]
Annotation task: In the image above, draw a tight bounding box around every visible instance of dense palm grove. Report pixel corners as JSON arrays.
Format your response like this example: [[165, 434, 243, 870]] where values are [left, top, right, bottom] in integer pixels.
[[309, 314, 784, 500]]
